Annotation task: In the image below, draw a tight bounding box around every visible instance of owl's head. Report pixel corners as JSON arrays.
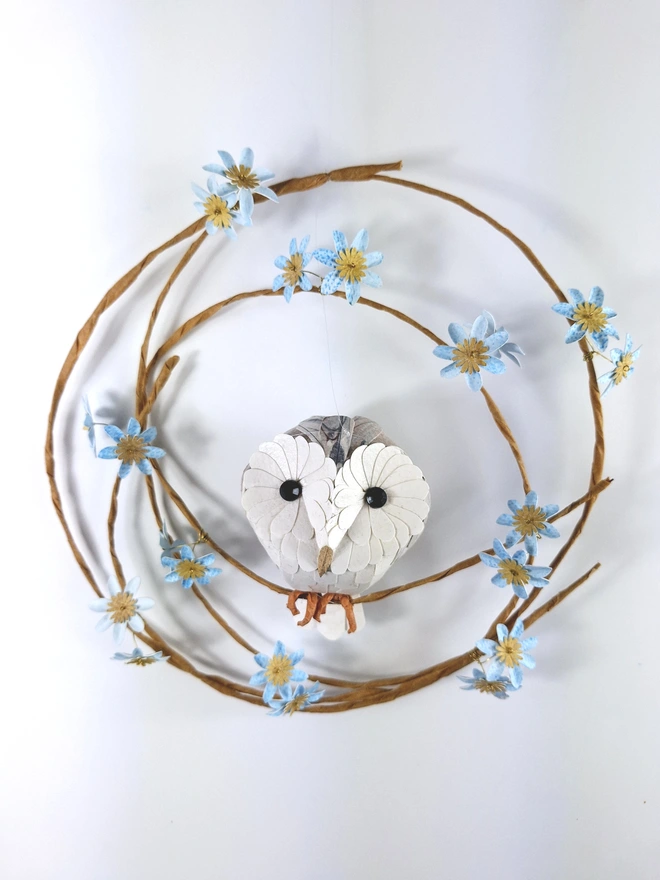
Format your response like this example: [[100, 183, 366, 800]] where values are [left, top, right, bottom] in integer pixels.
[[241, 416, 431, 605]]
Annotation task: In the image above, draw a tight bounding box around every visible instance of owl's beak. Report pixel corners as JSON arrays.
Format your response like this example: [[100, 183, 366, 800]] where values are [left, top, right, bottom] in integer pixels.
[[317, 545, 334, 576]]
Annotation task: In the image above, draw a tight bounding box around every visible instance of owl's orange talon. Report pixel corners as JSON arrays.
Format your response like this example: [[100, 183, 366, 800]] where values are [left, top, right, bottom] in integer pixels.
[[286, 590, 358, 634]]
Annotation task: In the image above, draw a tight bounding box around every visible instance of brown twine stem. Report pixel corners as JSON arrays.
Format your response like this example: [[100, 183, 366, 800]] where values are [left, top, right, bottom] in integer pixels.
[[137, 355, 180, 423], [46, 159, 610, 711]]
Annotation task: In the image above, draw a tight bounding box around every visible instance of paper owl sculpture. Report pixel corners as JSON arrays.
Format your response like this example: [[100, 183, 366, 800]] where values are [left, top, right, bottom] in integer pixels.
[[241, 415, 431, 638]]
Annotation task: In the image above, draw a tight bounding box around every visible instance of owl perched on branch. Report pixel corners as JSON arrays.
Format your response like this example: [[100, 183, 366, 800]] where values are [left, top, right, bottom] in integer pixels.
[[241, 415, 431, 639]]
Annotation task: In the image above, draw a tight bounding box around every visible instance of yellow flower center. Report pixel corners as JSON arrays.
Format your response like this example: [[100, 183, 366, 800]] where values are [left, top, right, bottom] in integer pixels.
[[512, 505, 547, 538], [203, 194, 233, 229], [473, 678, 508, 695], [613, 353, 634, 384], [107, 592, 137, 624], [336, 247, 367, 284], [498, 558, 530, 587], [224, 164, 259, 190], [283, 693, 308, 715], [128, 655, 158, 666], [115, 435, 146, 465], [573, 302, 607, 333], [283, 252, 304, 288], [175, 560, 207, 581], [265, 655, 293, 686], [494, 637, 523, 668], [452, 338, 489, 374]]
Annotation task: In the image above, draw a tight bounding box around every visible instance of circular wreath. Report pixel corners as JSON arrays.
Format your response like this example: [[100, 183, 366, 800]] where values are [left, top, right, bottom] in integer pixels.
[[46, 153, 640, 714]]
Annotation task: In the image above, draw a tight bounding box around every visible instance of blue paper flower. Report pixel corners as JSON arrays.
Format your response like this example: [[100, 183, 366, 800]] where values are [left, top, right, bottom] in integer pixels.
[[161, 544, 221, 589], [273, 236, 313, 302], [98, 418, 165, 478], [457, 666, 516, 699], [90, 576, 155, 644], [82, 395, 98, 456], [202, 147, 278, 221], [112, 648, 169, 665], [476, 620, 537, 689], [433, 314, 509, 392], [313, 229, 383, 305], [159, 520, 186, 560], [598, 334, 641, 396], [496, 490, 560, 556], [551, 286, 618, 352], [267, 683, 325, 716], [479, 538, 552, 599], [467, 310, 525, 366], [250, 641, 307, 703], [192, 177, 243, 238]]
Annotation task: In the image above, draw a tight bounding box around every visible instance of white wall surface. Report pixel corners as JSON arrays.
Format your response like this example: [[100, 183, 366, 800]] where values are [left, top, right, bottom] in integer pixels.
[[2, 2, 659, 879]]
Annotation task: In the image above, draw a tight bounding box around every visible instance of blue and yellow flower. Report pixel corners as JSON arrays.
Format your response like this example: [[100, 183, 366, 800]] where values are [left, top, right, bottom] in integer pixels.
[[496, 490, 560, 556], [273, 236, 313, 302], [159, 520, 186, 560], [250, 641, 307, 703], [90, 576, 155, 644], [192, 177, 243, 238], [202, 147, 277, 221], [82, 395, 98, 456], [433, 314, 509, 392], [112, 648, 169, 665], [479, 538, 552, 599], [598, 334, 641, 396], [477, 310, 525, 366], [551, 286, 618, 351], [457, 666, 515, 699], [161, 545, 221, 589], [313, 229, 383, 305], [98, 418, 165, 478], [267, 683, 325, 716], [476, 620, 537, 689]]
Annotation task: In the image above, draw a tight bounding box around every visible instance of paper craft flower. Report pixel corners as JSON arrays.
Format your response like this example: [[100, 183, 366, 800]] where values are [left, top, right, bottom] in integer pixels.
[[497, 490, 560, 556], [598, 334, 641, 396], [313, 229, 383, 305], [98, 418, 165, 478], [161, 545, 222, 589], [192, 177, 242, 238], [466, 310, 525, 367], [551, 286, 618, 352], [329, 443, 430, 552], [267, 683, 325, 716], [90, 576, 155, 644], [82, 395, 97, 456], [457, 666, 515, 699], [273, 236, 313, 302], [479, 538, 552, 599], [433, 314, 509, 391], [476, 620, 537, 689], [202, 147, 277, 221], [112, 648, 169, 665], [159, 521, 186, 560], [250, 641, 307, 703]]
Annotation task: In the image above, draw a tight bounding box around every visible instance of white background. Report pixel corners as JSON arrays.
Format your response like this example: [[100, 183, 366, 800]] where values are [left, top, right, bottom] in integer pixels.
[[2, 2, 659, 878]]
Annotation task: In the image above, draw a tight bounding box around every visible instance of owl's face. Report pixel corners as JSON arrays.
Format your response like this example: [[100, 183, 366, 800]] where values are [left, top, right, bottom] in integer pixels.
[[241, 418, 431, 606]]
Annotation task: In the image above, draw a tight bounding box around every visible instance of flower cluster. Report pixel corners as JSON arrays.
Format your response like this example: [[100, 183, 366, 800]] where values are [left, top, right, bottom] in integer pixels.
[[459, 619, 538, 697], [161, 544, 222, 589], [272, 228, 383, 305], [193, 146, 277, 237], [551, 287, 640, 396], [250, 641, 324, 715], [98, 418, 165, 478]]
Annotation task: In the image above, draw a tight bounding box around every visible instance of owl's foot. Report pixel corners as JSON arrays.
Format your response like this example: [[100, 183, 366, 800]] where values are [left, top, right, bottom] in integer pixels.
[[286, 590, 358, 634]]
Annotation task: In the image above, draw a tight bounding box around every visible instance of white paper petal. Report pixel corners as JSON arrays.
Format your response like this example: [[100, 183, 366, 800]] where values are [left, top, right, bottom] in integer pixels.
[[348, 506, 371, 545], [330, 537, 351, 574], [348, 539, 371, 572], [359, 442, 386, 486], [381, 464, 425, 489], [270, 497, 301, 538], [258, 439, 293, 479], [387, 504, 425, 536], [377, 453, 412, 486], [241, 486, 279, 512], [248, 450, 286, 479], [369, 506, 396, 542], [242, 468, 282, 490], [371, 445, 403, 486]]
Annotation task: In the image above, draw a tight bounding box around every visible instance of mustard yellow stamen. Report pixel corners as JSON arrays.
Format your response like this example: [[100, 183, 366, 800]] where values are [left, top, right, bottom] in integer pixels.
[[283, 253, 304, 288], [175, 560, 207, 581], [452, 338, 489, 374], [115, 435, 146, 465], [265, 654, 293, 686], [473, 678, 508, 695], [494, 637, 523, 668], [203, 194, 233, 229], [573, 302, 607, 333], [107, 592, 137, 624], [283, 693, 308, 715], [224, 164, 259, 190], [613, 353, 634, 384], [498, 558, 530, 587], [336, 247, 367, 284], [512, 505, 547, 538]]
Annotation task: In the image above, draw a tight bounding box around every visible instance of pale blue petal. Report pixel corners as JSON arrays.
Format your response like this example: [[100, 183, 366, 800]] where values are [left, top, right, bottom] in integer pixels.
[[507, 499, 521, 513], [528, 576, 549, 588], [332, 230, 348, 251], [512, 583, 529, 599], [440, 362, 461, 378], [313, 248, 338, 267], [365, 251, 383, 267], [552, 303, 575, 317], [254, 653, 269, 669], [496, 623, 509, 642], [476, 638, 496, 656], [104, 425, 124, 442], [144, 446, 166, 459], [253, 168, 274, 182], [471, 314, 488, 340], [321, 270, 342, 295], [191, 183, 208, 201], [510, 619, 524, 639], [497, 513, 514, 526], [512, 550, 527, 565], [492, 574, 507, 588], [291, 669, 307, 682], [98, 446, 118, 460], [504, 529, 520, 547], [222, 224, 237, 240], [540, 523, 560, 539], [204, 568, 222, 578], [363, 270, 382, 288], [263, 682, 277, 703], [565, 323, 586, 344], [493, 538, 509, 560], [126, 418, 141, 436], [524, 491, 538, 506], [352, 228, 368, 251], [522, 636, 537, 650], [140, 427, 157, 444], [95, 613, 112, 632], [568, 288, 584, 305], [484, 330, 509, 353], [179, 545, 193, 561], [528, 566, 552, 577], [113, 622, 127, 644], [249, 670, 267, 686], [300, 275, 312, 291], [541, 504, 559, 518], [217, 150, 235, 170], [118, 461, 132, 479], [521, 653, 535, 670], [274, 255, 288, 270], [433, 345, 455, 360], [283, 286, 294, 303], [524, 534, 538, 555], [601, 307, 617, 319], [90, 598, 109, 612], [273, 274, 286, 292], [197, 554, 215, 566], [588, 286, 604, 307], [466, 370, 482, 391], [346, 281, 361, 305], [205, 220, 218, 235], [238, 147, 254, 169], [479, 552, 500, 569], [489, 659, 506, 678], [137, 459, 153, 476], [239, 188, 254, 218], [483, 356, 506, 374], [289, 649, 304, 665], [510, 666, 523, 688], [254, 185, 278, 202], [448, 323, 467, 345], [164, 572, 180, 583], [202, 163, 226, 176]]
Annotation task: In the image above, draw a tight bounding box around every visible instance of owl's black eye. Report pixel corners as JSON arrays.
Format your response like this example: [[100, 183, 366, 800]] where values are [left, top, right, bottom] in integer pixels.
[[365, 486, 388, 508], [280, 479, 303, 501]]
